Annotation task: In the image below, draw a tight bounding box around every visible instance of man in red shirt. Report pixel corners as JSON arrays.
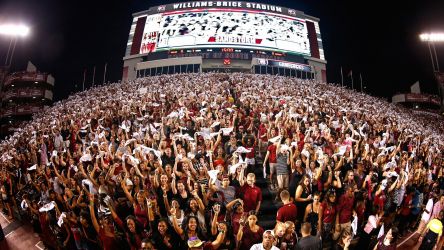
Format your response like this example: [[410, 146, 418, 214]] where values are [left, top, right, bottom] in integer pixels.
[[276, 190, 297, 223], [239, 173, 262, 214], [333, 186, 355, 241], [263, 142, 278, 189], [257, 122, 268, 158]]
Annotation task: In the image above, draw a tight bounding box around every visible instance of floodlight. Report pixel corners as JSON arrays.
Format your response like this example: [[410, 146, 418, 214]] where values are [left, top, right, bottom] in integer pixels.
[[0, 24, 29, 37], [420, 33, 444, 42]]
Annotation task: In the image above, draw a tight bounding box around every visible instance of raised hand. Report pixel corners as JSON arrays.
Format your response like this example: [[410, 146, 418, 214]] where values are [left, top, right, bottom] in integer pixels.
[[170, 207, 176, 216], [213, 203, 221, 213]]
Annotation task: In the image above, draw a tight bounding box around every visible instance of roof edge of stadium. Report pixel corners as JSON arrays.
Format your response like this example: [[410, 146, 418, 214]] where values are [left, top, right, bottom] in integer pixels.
[[131, 2, 320, 22], [302, 14, 320, 22], [132, 10, 149, 17]]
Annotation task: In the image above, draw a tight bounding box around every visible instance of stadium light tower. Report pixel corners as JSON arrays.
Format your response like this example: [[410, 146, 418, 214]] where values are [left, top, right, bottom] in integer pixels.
[[419, 32, 444, 112], [0, 24, 30, 66], [419, 33, 444, 72]]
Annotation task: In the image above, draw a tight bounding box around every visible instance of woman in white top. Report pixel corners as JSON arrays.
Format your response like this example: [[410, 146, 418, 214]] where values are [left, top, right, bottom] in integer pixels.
[[418, 196, 435, 234], [166, 198, 185, 228]]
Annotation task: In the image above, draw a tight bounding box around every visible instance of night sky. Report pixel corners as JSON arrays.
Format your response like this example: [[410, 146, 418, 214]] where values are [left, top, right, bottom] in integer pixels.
[[0, 0, 443, 101]]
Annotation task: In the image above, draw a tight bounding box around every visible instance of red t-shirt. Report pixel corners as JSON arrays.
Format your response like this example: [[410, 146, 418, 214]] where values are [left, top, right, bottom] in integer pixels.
[[321, 202, 336, 224], [400, 194, 412, 216], [337, 194, 354, 224], [297, 133, 305, 151], [276, 203, 297, 222], [99, 227, 119, 250], [267, 144, 277, 163], [373, 191, 386, 212], [258, 124, 268, 142], [231, 212, 247, 236], [239, 185, 262, 212], [239, 226, 264, 250], [356, 202, 365, 223], [245, 146, 255, 159]]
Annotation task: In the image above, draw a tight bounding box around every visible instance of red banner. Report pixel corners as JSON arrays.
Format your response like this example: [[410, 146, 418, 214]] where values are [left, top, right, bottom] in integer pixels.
[[405, 93, 429, 102]]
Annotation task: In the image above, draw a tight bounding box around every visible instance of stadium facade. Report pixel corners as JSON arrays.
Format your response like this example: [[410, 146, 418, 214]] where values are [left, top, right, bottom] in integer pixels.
[[0, 62, 55, 137], [123, 1, 327, 82]]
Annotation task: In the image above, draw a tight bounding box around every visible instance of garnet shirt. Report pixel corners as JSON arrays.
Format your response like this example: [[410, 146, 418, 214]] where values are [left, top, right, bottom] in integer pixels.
[[239, 184, 262, 212], [276, 203, 297, 222]]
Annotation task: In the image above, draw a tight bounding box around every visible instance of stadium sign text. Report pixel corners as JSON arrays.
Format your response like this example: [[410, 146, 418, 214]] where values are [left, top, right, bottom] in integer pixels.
[[171, 1, 283, 13], [257, 58, 312, 72]]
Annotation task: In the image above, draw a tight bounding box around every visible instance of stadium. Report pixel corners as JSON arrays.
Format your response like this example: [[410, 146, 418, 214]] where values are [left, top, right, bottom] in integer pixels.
[[122, 1, 327, 82], [0, 1, 444, 250]]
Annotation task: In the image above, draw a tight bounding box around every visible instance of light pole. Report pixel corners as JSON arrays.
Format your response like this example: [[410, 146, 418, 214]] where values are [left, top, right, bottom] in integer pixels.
[[0, 24, 30, 120], [419, 32, 444, 112], [0, 24, 30, 66]]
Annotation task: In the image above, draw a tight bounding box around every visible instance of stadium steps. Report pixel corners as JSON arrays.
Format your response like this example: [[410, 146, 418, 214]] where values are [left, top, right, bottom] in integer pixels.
[[251, 147, 280, 230]]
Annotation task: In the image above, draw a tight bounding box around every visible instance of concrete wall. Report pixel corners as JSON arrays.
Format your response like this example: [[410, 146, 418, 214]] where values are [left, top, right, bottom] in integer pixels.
[[392, 94, 406, 103], [306, 57, 327, 82], [123, 57, 143, 82], [202, 59, 251, 71], [136, 57, 202, 70]]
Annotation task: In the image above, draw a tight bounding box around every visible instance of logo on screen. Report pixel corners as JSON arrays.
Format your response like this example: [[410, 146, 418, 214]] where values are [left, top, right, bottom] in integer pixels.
[[288, 9, 296, 16], [157, 5, 166, 12]]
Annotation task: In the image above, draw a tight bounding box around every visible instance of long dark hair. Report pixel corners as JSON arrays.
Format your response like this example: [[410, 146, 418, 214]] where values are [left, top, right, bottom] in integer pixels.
[[388, 226, 399, 245], [299, 174, 311, 190], [156, 217, 174, 236], [125, 215, 143, 247], [325, 189, 336, 206], [182, 215, 205, 241]]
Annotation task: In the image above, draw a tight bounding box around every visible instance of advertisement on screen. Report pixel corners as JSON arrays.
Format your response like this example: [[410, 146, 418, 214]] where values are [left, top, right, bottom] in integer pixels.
[[140, 10, 310, 55], [256, 58, 312, 72]]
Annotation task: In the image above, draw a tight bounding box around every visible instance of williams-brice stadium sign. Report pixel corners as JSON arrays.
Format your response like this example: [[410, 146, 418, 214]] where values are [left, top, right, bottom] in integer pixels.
[[148, 1, 299, 16]]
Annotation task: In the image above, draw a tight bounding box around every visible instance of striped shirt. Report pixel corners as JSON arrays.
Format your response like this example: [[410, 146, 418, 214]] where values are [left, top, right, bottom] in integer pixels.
[[275, 153, 289, 175]]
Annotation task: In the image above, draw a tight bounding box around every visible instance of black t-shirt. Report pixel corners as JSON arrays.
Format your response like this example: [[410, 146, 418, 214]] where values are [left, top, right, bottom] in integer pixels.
[[174, 192, 190, 209], [289, 167, 305, 197], [82, 222, 99, 247], [161, 153, 175, 168], [340, 161, 354, 180], [156, 187, 173, 217], [61, 128, 70, 140], [152, 231, 180, 249], [438, 176, 444, 190], [296, 235, 322, 250]]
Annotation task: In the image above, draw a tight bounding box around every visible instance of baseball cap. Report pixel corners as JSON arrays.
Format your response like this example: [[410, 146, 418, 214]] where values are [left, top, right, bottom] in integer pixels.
[[188, 237, 203, 248], [263, 230, 275, 238]]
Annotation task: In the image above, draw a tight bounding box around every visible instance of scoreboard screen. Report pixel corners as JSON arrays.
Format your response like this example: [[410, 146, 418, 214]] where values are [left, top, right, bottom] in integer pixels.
[[139, 9, 311, 55]]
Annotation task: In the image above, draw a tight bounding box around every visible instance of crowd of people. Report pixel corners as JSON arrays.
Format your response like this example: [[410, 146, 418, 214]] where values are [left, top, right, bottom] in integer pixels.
[[0, 72, 443, 250]]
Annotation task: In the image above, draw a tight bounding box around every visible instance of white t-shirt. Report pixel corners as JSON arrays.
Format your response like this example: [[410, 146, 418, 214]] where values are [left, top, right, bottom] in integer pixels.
[[168, 210, 184, 228], [250, 243, 279, 250], [421, 198, 434, 222]]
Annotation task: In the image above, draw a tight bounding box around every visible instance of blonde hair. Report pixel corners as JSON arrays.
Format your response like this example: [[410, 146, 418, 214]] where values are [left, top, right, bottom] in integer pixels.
[[284, 221, 294, 229], [274, 221, 287, 235], [247, 173, 256, 179]]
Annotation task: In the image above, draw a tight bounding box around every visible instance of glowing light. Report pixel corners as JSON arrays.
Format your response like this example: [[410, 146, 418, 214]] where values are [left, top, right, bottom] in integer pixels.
[[419, 33, 444, 42], [0, 24, 29, 37]]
